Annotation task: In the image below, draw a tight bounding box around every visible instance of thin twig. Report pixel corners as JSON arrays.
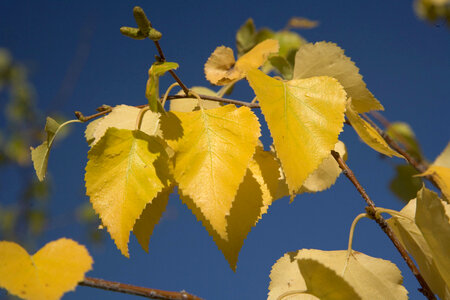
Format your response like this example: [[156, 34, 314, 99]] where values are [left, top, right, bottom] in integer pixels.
[[79, 277, 203, 300], [331, 150, 436, 300]]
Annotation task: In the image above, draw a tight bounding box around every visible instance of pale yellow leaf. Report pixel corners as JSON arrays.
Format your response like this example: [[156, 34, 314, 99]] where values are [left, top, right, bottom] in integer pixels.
[[88, 105, 160, 147], [166, 105, 260, 240], [269, 249, 408, 300], [416, 187, 450, 288], [85, 128, 171, 257], [247, 69, 346, 194], [293, 42, 383, 113], [346, 101, 400, 157], [434, 142, 450, 168], [133, 186, 173, 252], [0, 238, 93, 300], [204, 40, 279, 85], [85, 117, 103, 146], [300, 141, 347, 193], [387, 199, 450, 299], [169, 86, 221, 112]]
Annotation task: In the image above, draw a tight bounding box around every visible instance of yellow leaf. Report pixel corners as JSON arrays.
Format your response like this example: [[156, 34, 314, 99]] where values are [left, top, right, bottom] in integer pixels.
[[133, 186, 173, 252], [166, 105, 260, 240], [434, 142, 450, 168], [0, 238, 93, 300], [85, 117, 103, 146], [87, 105, 161, 147], [293, 42, 383, 113], [246, 69, 346, 194], [31, 118, 81, 181], [416, 187, 450, 288], [169, 86, 222, 112], [345, 101, 400, 157], [387, 199, 450, 299], [300, 141, 347, 193], [287, 17, 319, 29], [418, 142, 450, 200], [85, 128, 171, 257], [268, 249, 408, 300], [204, 39, 279, 85]]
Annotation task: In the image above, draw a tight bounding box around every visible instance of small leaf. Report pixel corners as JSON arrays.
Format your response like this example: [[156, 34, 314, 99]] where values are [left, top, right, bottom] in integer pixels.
[[389, 165, 422, 203], [204, 40, 279, 85], [345, 101, 400, 157], [416, 187, 450, 287], [31, 118, 81, 181], [386, 122, 423, 161], [293, 42, 383, 113], [273, 31, 306, 58], [85, 128, 171, 256], [146, 62, 179, 112], [169, 86, 221, 112], [268, 56, 293, 79], [236, 18, 256, 56], [0, 238, 93, 300], [166, 105, 260, 239], [247, 69, 346, 194], [287, 17, 319, 29]]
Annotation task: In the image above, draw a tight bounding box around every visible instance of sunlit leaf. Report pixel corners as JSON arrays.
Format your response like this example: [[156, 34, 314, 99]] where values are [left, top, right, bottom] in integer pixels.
[[85, 128, 171, 256], [0, 238, 93, 300], [166, 105, 260, 239], [31, 117, 81, 181], [387, 199, 450, 299], [247, 69, 346, 194], [418, 142, 450, 200], [345, 101, 400, 157], [169, 86, 221, 112], [416, 187, 450, 287], [293, 42, 383, 113], [146, 62, 179, 112], [268, 249, 408, 300], [204, 40, 279, 85]]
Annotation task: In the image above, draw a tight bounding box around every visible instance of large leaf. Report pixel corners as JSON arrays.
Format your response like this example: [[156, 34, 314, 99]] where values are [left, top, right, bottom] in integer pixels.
[[0, 238, 93, 300], [418, 142, 450, 200], [85, 128, 171, 256], [268, 249, 408, 300], [166, 105, 260, 239], [416, 187, 450, 287], [146, 62, 179, 112], [31, 118, 81, 181], [247, 68, 346, 194], [293, 42, 383, 113]]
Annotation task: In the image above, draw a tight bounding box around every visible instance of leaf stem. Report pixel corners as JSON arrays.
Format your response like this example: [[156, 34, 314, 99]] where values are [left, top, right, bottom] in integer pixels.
[[346, 213, 368, 266], [79, 276, 203, 300], [331, 150, 436, 300]]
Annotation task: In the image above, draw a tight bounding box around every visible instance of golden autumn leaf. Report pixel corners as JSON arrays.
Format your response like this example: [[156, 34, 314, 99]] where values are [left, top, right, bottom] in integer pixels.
[[345, 100, 400, 158], [204, 39, 279, 85], [387, 199, 450, 299], [0, 238, 93, 300], [286, 17, 319, 29], [85, 128, 171, 257], [166, 105, 260, 239], [169, 86, 222, 112], [268, 249, 408, 300], [246, 69, 346, 194], [293, 42, 383, 113]]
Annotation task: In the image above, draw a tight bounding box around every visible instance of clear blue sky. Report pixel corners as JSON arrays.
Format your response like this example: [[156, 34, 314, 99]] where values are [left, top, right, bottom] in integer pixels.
[[1, 1, 449, 299]]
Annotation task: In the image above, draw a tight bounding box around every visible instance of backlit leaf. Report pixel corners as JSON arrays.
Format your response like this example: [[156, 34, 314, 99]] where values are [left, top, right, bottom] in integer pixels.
[[85, 128, 171, 256], [387, 199, 450, 299], [386, 122, 423, 161], [416, 187, 450, 287], [389, 165, 422, 203], [169, 86, 221, 112], [31, 117, 81, 181], [204, 40, 279, 85], [166, 105, 260, 239], [268, 249, 408, 300], [293, 42, 383, 113], [146, 62, 179, 112], [247, 69, 346, 194], [274, 31, 306, 58], [236, 18, 256, 56], [0, 238, 93, 300], [345, 101, 400, 157]]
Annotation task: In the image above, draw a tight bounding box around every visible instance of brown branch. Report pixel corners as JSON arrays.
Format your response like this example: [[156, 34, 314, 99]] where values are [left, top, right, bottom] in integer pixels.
[[79, 277, 203, 300], [331, 150, 436, 300]]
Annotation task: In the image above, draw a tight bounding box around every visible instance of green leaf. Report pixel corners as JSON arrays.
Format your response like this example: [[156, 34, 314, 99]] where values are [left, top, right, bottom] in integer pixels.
[[274, 31, 306, 58], [236, 18, 256, 56], [389, 165, 422, 203], [268, 56, 293, 79], [31, 117, 81, 181], [386, 122, 423, 161], [146, 62, 179, 112]]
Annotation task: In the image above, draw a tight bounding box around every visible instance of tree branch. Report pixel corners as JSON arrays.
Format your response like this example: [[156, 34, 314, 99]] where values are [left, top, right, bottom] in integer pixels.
[[79, 277, 203, 300], [331, 150, 436, 300]]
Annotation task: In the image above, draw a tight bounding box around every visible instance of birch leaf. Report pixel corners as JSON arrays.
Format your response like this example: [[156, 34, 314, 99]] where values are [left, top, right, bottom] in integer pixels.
[[169, 86, 221, 112], [85, 128, 171, 257], [166, 105, 260, 239], [236, 18, 256, 56], [345, 101, 400, 157], [293, 42, 383, 113], [31, 118, 81, 181], [387, 199, 450, 299], [0, 238, 93, 300], [204, 39, 279, 85], [416, 187, 450, 287], [247, 69, 346, 194], [146, 62, 179, 112], [418, 142, 450, 200]]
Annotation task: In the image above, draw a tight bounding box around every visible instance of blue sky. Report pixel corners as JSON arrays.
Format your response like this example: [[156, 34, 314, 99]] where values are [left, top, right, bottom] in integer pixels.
[[1, 1, 449, 299]]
